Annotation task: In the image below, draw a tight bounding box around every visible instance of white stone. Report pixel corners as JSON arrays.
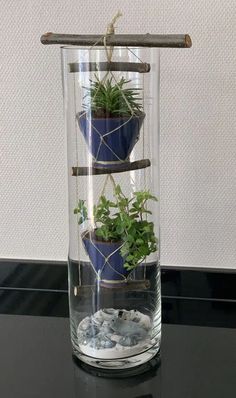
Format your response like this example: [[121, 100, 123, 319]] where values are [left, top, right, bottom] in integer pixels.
[[101, 308, 119, 321], [138, 314, 152, 330], [78, 316, 91, 331], [92, 310, 103, 324]]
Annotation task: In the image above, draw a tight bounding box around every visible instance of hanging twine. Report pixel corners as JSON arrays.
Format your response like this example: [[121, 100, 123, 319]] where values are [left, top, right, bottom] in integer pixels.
[[100, 173, 116, 198], [103, 11, 135, 116], [104, 10, 123, 62], [86, 11, 144, 232], [97, 11, 142, 202], [75, 12, 147, 284]]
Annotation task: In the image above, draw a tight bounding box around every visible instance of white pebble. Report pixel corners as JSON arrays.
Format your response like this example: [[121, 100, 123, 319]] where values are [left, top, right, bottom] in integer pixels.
[[78, 316, 91, 331]]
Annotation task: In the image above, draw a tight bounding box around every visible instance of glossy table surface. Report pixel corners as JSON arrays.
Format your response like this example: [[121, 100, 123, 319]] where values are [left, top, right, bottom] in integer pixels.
[[1, 312, 236, 398], [1, 262, 236, 397]]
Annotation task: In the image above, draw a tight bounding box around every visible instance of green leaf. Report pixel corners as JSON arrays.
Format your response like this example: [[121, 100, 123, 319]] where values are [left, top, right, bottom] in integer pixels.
[[116, 225, 124, 234], [136, 238, 144, 245], [115, 184, 122, 195], [126, 255, 134, 261]]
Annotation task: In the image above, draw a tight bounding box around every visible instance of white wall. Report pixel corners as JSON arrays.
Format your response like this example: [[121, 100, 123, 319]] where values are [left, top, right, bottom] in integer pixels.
[[1, 0, 235, 268]]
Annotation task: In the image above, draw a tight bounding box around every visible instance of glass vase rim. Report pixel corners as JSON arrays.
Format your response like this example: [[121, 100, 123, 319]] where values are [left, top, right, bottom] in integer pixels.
[[60, 46, 159, 51]]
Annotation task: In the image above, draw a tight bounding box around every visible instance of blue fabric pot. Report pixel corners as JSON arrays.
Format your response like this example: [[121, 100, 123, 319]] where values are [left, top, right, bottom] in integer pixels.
[[82, 232, 129, 287], [77, 112, 145, 168]]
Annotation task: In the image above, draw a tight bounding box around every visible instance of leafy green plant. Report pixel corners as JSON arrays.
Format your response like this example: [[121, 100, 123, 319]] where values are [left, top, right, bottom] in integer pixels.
[[74, 185, 158, 271], [82, 76, 143, 118]]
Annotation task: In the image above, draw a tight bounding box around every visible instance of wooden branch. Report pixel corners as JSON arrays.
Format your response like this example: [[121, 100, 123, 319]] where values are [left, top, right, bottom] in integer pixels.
[[41, 32, 192, 48], [100, 279, 150, 289], [69, 61, 150, 73], [72, 159, 151, 176], [74, 280, 150, 295]]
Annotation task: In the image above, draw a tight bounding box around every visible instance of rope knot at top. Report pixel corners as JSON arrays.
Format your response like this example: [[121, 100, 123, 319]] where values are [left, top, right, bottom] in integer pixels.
[[106, 10, 123, 35], [104, 11, 123, 62]]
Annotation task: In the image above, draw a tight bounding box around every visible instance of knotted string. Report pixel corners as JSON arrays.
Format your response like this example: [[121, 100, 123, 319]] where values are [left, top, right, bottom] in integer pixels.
[[104, 10, 123, 62], [76, 12, 146, 283]]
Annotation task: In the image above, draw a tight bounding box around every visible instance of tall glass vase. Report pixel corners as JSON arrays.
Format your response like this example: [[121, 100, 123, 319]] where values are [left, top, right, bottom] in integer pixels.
[[61, 46, 161, 370]]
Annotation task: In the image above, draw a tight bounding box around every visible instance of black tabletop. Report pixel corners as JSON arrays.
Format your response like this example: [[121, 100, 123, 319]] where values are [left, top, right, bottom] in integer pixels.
[[1, 313, 236, 398], [1, 262, 236, 397]]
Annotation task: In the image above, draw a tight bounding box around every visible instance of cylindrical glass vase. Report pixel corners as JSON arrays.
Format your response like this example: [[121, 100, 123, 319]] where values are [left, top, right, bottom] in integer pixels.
[[61, 46, 161, 370]]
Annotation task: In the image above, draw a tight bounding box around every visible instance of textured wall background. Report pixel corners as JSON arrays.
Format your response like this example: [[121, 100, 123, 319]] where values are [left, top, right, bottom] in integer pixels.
[[1, 0, 235, 268]]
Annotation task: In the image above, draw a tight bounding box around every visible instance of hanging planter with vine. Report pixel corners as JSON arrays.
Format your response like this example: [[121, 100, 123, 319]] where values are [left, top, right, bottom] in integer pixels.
[[74, 176, 158, 287]]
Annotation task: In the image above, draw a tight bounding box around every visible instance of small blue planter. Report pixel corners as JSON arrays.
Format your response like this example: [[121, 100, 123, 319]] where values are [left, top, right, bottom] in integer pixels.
[[77, 112, 145, 169], [82, 232, 129, 287]]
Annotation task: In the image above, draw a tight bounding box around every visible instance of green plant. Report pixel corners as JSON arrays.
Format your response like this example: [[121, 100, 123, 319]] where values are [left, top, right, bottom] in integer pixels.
[[74, 185, 158, 271], [82, 76, 143, 118]]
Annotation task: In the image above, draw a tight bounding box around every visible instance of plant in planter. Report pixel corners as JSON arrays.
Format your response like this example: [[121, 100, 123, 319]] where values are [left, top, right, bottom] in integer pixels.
[[74, 184, 158, 286], [77, 75, 145, 169]]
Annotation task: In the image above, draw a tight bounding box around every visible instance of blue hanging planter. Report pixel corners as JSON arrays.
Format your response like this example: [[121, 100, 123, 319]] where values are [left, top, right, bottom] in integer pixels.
[[77, 112, 145, 169], [82, 231, 130, 287]]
